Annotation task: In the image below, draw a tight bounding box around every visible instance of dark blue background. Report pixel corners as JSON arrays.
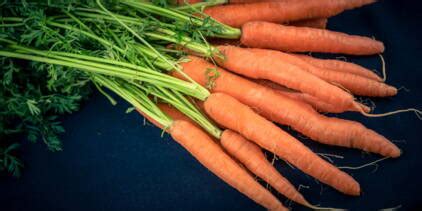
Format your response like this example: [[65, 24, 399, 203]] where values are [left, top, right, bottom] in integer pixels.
[[1, 1, 421, 210]]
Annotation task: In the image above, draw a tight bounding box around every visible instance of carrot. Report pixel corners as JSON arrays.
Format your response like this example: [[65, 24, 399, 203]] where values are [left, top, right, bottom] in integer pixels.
[[179, 0, 328, 29], [248, 47, 397, 96], [175, 56, 401, 159], [204, 0, 376, 27], [204, 92, 361, 195], [255, 79, 371, 113], [309, 69, 396, 97], [171, 120, 287, 211], [292, 54, 383, 81], [241, 21, 385, 55], [289, 18, 328, 29], [216, 45, 358, 111], [139, 112, 288, 211], [221, 130, 310, 206], [155, 103, 312, 207]]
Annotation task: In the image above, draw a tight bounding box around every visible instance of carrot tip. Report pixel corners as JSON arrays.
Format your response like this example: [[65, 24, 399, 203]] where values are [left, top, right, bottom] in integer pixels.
[[390, 148, 402, 158], [389, 86, 398, 96]]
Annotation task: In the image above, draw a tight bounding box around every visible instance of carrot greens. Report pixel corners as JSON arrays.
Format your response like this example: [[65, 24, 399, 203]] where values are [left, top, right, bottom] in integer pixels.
[[0, 0, 218, 176]]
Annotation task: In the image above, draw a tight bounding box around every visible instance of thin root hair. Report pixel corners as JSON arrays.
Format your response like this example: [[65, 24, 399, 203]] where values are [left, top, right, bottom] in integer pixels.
[[398, 86, 410, 92], [380, 205, 402, 211], [378, 54, 387, 82], [338, 157, 389, 171], [360, 108, 422, 119], [317, 153, 344, 164]]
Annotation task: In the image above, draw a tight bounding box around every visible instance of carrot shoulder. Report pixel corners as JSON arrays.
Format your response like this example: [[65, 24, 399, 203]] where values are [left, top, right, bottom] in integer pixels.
[[241, 21, 385, 55], [204, 92, 361, 195], [175, 56, 401, 159], [205, 0, 376, 27]]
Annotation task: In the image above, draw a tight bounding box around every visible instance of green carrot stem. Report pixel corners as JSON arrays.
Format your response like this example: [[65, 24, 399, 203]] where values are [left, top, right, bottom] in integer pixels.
[[62, 10, 94, 33], [0, 23, 24, 27], [93, 75, 173, 128], [0, 50, 208, 100], [133, 84, 222, 138], [175, 0, 227, 11], [95, 0, 200, 85], [0, 17, 24, 22], [122, 0, 241, 39]]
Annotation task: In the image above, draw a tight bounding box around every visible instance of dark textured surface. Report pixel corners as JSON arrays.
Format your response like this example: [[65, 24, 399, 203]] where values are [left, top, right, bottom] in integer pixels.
[[1, 1, 421, 210]]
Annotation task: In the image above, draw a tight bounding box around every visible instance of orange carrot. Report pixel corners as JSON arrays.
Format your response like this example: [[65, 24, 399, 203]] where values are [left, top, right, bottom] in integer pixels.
[[204, 0, 375, 27], [241, 21, 385, 55], [175, 56, 401, 159], [221, 130, 310, 206], [155, 104, 311, 207], [310, 70, 396, 97], [204, 92, 361, 195], [255, 79, 371, 113], [289, 18, 328, 29], [171, 120, 287, 211], [139, 111, 288, 211], [292, 54, 383, 81], [216, 45, 358, 111], [248, 48, 396, 97]]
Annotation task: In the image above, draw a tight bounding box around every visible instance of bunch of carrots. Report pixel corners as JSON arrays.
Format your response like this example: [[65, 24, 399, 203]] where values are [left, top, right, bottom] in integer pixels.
[[1, 0, 420, 210]]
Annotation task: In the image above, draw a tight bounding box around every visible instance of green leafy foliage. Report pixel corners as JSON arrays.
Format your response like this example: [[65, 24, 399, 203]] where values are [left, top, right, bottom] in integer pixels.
[[0, 143, 23, 177], [1, 2, 93, 176], [0, 0, 219, 177]]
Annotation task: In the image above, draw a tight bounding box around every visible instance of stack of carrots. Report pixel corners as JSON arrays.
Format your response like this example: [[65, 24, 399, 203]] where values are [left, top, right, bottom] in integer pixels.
[[134, 0, 417, 210], [2, 0, 417, 210]]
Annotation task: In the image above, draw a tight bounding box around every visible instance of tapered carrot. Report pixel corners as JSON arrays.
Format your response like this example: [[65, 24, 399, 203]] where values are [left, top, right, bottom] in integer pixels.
[[292, 54, 383, 81], [171, 121, 287, 211], [179, 0, 328, 29], [139, 112, 288, 211], [221, 130, 311, 206], [204, 92, 361, 195], [175, 56, 401, 158], [204, 0, 376, 27], [289, 18, 328, 29], [255, 79, 371, 113], [216, 45, 358, 111], [248, 47, 397, 96], [154, 103, 312, 207], [252, 48, 394, 96], [241, 21, 385, 55]]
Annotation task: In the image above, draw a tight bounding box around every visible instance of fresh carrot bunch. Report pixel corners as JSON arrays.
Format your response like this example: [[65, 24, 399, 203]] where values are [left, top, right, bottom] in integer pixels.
[[129, 0, 419, 209], [1, 0, 420, 210]]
